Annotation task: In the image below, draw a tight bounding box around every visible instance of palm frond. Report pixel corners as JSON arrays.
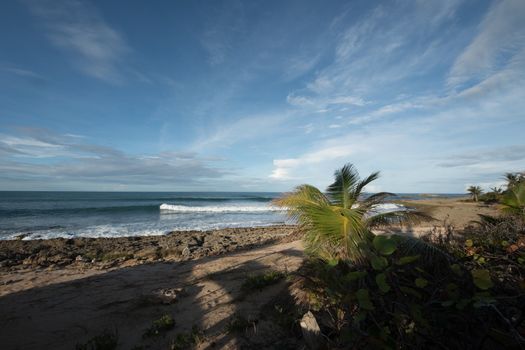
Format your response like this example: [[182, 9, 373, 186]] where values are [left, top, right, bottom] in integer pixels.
[[500, 182, 525, 219], [326, 164, 360, 209], [273, 184, 330, 220], [300, 204, 369, 262], [350, 171, 380, 200], [393, 234, 453, 266], [364, 210, 435, 228], [471, 214, 504, 227], [361, 192, 396, 208]]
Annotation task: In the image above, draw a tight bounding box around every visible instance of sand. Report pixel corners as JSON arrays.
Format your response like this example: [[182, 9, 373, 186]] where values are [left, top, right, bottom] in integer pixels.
[[398, 197, 500, 229], [0, 239, 304, 349]]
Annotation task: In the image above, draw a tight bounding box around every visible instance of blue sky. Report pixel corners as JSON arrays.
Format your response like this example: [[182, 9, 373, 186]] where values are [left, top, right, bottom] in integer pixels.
[[0, 0, 524, 193]]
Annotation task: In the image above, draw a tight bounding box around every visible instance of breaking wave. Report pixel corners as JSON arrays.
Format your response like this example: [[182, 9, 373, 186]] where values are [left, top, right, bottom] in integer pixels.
[[159, 203, 282, 213]]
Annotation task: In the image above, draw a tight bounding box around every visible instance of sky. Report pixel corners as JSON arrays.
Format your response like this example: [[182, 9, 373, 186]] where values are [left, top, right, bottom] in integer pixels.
[[0, 0, 524, 193]]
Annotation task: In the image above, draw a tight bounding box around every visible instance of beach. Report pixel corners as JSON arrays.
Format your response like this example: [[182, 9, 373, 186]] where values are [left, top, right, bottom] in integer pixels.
[[396, 196, 500, 228], [0, 197, 501, 349]]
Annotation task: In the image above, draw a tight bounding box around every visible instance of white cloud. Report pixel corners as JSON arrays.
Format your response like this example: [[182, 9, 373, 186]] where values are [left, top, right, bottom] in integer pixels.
[[448, 0, 525, 88], [270, 144, 359, 181], [191, 111, 293, 151], [0, 128, 230, 189], [1, 66, 44, 79], [25, 0, 130, 83]]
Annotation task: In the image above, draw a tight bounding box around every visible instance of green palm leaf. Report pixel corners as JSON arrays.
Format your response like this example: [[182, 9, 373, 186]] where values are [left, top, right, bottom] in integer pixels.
[[500, 182, 525, 219], [275, 163, 435, 264], [365, 210, 435, 228], [350, 171, 380, 201], [326, 164, 360, 209]]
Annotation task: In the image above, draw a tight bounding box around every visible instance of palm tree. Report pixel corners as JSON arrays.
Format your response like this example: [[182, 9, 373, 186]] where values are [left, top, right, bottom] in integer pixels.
[[467, 186, 483, 202], [274, 164, 432, 262], [500, 182, 525, 220], [490, 186, 502, 194], [504, 172, 525, 189]]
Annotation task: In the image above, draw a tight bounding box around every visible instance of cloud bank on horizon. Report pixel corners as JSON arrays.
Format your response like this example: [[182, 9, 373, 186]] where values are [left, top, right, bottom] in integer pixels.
[[0, 0, 524, 193]]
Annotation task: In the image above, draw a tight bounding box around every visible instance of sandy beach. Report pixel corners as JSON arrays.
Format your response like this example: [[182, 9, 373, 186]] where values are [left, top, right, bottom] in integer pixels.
[[397, 196, 500, 229], [0, 198, 502, 349]]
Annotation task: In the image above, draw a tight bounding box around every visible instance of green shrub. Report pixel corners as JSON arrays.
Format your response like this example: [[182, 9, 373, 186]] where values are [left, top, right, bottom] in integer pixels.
[[170, 326, 203, 350], [143, 314, 175, 337], [76, 329, 118, 350], [294, 229, 525, 348], [241, 270, 285, 292]]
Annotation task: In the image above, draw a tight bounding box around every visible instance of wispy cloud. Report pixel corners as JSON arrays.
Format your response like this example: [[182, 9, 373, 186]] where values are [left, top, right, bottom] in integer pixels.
[[269, 142, 361, 180], [24, 0, 129, 83], [1, 66, 44, 80], [0, 128, 229, 189], [437, 145, 525, 168], [191, 111, 294, 151], [448, 0, 525, 89], [199, 1, 245, 66]]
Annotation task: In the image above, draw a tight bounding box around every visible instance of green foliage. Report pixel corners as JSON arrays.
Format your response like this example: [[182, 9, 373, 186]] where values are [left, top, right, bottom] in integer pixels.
[[372, 235, 397, 255], [241, 270, 285, 292], [295, 219, 525, 348], [143, 314, 175, 337], [370, 254, 388, 270], [170, 326, 203, 350], [375, 273, 390, 293], [396, 255, 420, 265], [414, 277, 428, 288], [500, 181, 525, 219], [274, 163, 432, 262], [356, 289, 374, 310], [471, 269, 494, 290], [226, 314, 256, 333], [467, 185, 483, 202], [76, 330, 118, 350], [281, 166, 525, 347]]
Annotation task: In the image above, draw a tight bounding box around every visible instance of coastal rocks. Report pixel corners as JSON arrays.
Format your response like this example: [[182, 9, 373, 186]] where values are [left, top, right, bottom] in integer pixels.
[[300, 311, 322, 349], [0, 225, 302, 271], [181, 245, 191, 259], [152, 287, 187, 304]]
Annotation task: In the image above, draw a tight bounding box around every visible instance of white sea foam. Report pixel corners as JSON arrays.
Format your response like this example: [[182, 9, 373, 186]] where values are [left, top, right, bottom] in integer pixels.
[[372, 203, 405, 212], [159, 203, 282, 213], [3, 220, 284, 240]]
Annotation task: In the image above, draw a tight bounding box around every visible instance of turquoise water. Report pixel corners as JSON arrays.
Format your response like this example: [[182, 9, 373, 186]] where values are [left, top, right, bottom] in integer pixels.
[[0, 191, 463, 240]]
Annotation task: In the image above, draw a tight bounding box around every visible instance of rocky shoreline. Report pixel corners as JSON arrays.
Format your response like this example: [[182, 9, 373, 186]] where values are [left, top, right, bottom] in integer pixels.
[[0, 225, 302, 272]]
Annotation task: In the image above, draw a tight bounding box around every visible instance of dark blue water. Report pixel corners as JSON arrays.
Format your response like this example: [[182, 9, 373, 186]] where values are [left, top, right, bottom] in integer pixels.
[[0, 191, 464, 240], [0, 192, 285, 240]]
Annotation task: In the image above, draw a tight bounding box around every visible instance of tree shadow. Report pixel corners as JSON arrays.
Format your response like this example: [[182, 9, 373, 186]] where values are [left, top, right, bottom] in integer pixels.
[[0, 242, 304, 349]]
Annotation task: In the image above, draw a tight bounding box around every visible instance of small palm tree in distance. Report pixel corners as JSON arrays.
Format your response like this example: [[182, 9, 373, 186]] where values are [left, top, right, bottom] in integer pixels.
[[467, 185, 483, 202]]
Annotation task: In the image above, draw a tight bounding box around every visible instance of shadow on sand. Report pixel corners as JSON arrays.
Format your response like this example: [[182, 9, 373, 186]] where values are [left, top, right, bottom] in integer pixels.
[[0, 242, 304, 349]]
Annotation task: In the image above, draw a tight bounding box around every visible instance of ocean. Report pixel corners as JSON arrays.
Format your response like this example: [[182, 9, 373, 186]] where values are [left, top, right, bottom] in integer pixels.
[[0, 191, 464, 240]]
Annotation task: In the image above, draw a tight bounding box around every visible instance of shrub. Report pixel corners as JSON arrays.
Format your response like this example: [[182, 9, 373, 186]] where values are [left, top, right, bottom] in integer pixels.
[[241, 270, 285, 292], [293, 231, 525, 348], [143, 314, 175, 337], [76, 329, 118, 350]]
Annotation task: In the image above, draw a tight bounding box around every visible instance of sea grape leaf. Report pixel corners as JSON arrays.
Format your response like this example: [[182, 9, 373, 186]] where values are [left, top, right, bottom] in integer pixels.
[[450, 263, 463, 276], [471, 269, 493, 290], [455, 298, 471, 310], [446, 283, 460, 300], [373, 235, 397, 256], [375, 273, 391, 293], [371, 255, 388, 271], [396, 255, 420, 265], [415, 278, 428, 288], [399, 286, 422, 299], [343, 271, 368, 283], [356, 289, 375, 310]]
